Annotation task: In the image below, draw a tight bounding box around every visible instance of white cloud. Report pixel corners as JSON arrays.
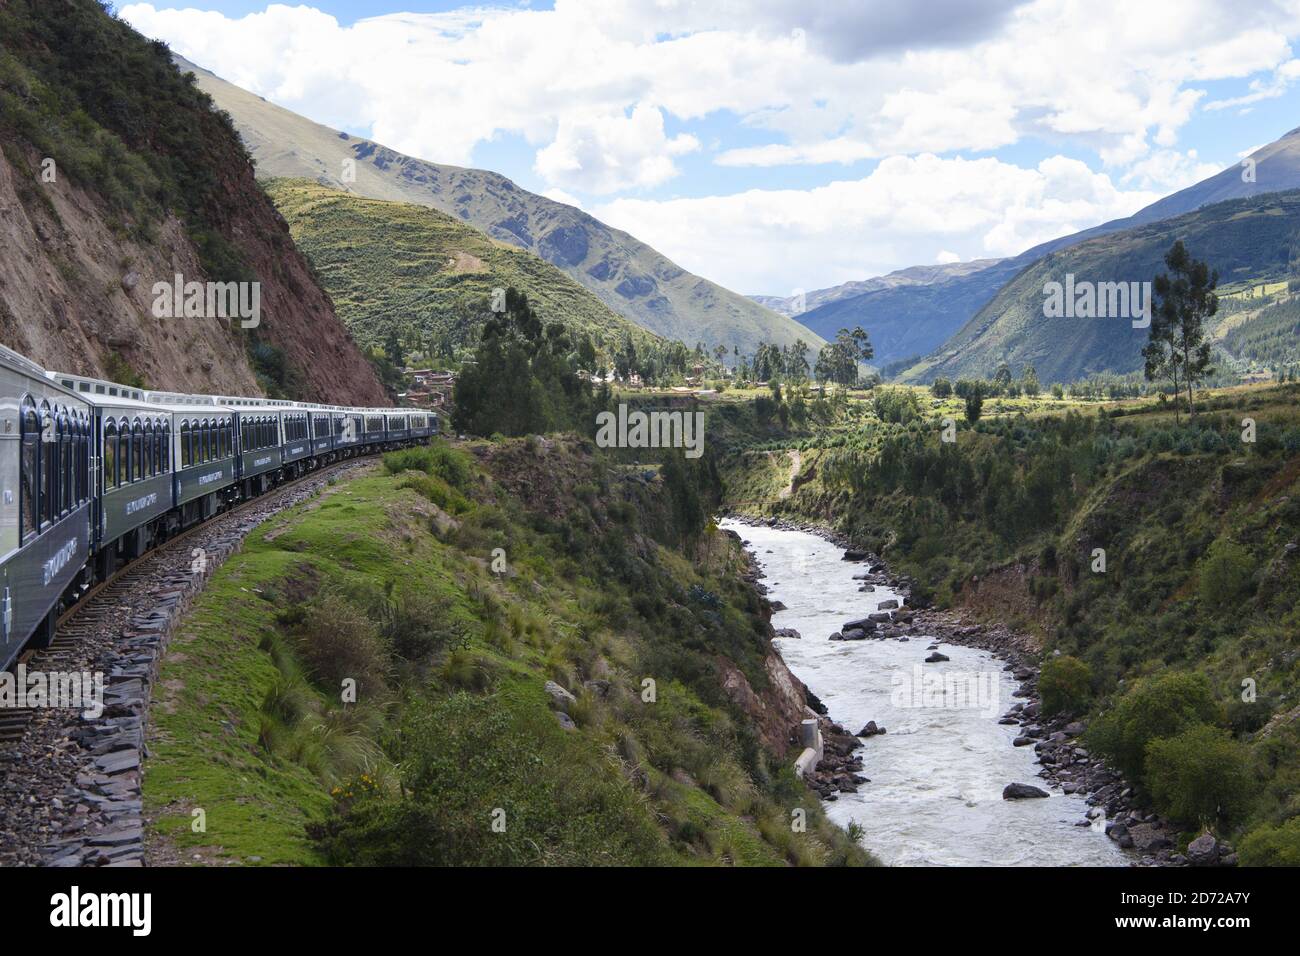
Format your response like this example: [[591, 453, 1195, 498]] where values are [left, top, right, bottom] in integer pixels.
[[936, 250, 962, 264], [541, 188, 585, 209], [120, 0, 1300, 192], [534, 104, 699, 194], [594, 154, 1161, 293], [115, 0, 1300, 295]]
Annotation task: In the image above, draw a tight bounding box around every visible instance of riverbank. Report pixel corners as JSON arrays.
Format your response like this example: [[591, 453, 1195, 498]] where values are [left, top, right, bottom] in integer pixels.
[[722, 512, 1210, 866]]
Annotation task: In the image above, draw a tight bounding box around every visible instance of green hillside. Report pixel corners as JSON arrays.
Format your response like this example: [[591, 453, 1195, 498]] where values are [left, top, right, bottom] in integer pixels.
[[900, 190, 1300, 385], [177, 55, 823, 357], [265, 179, 660, 358]]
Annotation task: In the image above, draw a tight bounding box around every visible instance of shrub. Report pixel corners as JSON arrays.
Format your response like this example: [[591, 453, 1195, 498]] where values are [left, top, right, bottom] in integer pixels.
[[383, 439, 474, 491], [1238, 818, 1300, 866], [1144, 724, 1256, 825], [1198, 539, 1255, 607], [291, 592, 389, 696], [1086, 672, 1222, 785], [1039, 654, 1092, 716]]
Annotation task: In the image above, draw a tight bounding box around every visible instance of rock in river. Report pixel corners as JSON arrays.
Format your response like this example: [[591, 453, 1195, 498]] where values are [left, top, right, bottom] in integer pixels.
[[924, 652, 950, 663], [1002, 783, 1049, 800]]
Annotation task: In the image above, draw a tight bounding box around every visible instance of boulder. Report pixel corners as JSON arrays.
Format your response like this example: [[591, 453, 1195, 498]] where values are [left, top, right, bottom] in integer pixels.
[[841, 628, 868, 641], [876, 599, 900, 610], [856, 721, 886, 737], [544, 680, 577, 713], [555, 712, 577, 731], [773, 627, 802, 639], [924, 652, 950, 663], [1186, 832, 1221, 867], [842, 549, 868, 561], [769, 600, 787, 612], [1002, 783, 1049, 800]]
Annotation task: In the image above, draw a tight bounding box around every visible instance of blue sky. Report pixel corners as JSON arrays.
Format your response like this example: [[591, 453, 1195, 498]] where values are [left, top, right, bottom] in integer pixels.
[[119, 1, 1300, 295]]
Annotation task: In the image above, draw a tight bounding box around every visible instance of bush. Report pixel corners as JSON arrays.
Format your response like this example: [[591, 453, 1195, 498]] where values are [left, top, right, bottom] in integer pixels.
[[1144, 724, 1255, 825], [292, 592, 390, 696], [1238, 818, 1300, 866], [1086, 672, 1222, 785], [1039, 654, 1092, 716], [1198, 539, 1255, 607], [383, 439, 474, 491]]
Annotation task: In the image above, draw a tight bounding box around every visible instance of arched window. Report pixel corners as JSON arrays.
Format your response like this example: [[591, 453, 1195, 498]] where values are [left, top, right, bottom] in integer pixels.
[[40, 402, 56, 527], [104, 418, 119, 491], [222, 419, 231, 458], [116, 418, 129, 485], [77, 415, 89, 503], [143, 420, 155, 477], [180, 420, 191, 468], [20, 397, 38, 539], [132, 418, 143, 482], [57, 410, 71, 515], [161, 420, 171, 473]]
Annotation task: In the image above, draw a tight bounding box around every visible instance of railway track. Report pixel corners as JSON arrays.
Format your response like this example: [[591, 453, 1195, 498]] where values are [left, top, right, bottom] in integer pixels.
[[0, 458, 375, 866]]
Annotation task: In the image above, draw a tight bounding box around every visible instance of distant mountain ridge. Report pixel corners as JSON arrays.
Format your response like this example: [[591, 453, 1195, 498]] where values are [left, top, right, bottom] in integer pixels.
[[898, 189, 1300, 384], [750, 258, 1005, 317], [173, 55, 823, 357], [776, 127, 1300, 376]]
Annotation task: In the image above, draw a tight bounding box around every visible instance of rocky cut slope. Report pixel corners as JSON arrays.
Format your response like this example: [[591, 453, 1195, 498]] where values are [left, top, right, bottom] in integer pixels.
[[173, 55, 824, 359], [0, 0, 386, 404]]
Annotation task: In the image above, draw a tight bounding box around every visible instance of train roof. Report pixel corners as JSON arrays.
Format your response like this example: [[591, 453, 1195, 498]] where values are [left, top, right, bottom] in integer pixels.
[[46, 368, 433, 419]]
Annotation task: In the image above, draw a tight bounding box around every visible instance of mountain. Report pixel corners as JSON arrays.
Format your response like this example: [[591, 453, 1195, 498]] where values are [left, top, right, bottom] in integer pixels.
[[173, 55, 822, 357], [0, 0, 386, 405], [788, 258, 1023, 368], [786, 128, 1300, 377], [898, 189, 1300, 385], [267, 179, 661, 357], [750, 258, 1005, 317]]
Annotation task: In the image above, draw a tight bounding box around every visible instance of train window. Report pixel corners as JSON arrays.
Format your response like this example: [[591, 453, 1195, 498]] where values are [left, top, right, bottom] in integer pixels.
[[132, 418, 143, 482], [20, 397, 38, 539], [58, 411, 70, 515], [200, 419, 209, 464], [161, 421, 171, 473], [40, 402, 55, 527], [143, 420, 154, 478], [180, 420, 191, 468], [75, 418, 87, 509], [104, 419, 118, 491], [116, 417, 128, 485]]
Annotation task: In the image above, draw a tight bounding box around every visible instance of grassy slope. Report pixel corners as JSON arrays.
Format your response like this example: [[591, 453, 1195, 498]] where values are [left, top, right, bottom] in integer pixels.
[[177, 55, 824, 357], [266, 179, 660, 356], [713, 382, 1300, 854], [899, 191, 1300, 385], [146, 447, 870, 866]]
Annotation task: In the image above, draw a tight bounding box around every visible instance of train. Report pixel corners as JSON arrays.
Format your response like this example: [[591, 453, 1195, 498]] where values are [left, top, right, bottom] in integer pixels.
[[0, 343, 436, 672]]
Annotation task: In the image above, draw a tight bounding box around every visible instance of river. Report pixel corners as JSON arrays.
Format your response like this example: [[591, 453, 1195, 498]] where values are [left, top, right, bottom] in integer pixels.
[[722, 518, 1128, 867]]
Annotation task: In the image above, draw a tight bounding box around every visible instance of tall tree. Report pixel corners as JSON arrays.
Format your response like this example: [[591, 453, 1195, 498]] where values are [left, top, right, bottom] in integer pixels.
[[1147, 240, 1217, 418]]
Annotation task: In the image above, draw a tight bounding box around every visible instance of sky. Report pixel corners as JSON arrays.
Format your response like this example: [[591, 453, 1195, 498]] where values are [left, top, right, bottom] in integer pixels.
[[117, 0, 1300, 297]]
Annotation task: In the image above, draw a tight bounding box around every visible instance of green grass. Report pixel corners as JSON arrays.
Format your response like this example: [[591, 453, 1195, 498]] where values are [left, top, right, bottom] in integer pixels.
[[265, 179, 660, 360], [146, 444, 874, 866]]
